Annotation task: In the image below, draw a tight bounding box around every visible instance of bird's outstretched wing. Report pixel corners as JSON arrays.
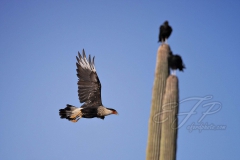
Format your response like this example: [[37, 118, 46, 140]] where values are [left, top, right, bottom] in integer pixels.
[[76, 49, 102, 107]]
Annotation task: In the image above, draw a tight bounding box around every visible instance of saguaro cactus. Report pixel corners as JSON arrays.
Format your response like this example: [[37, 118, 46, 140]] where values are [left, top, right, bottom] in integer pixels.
[[146, 44, 170, 160], [160, 75, 179, 160]]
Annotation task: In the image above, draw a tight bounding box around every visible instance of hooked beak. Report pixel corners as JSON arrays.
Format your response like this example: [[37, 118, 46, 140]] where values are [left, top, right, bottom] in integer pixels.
[[113, 110, 118, 115]]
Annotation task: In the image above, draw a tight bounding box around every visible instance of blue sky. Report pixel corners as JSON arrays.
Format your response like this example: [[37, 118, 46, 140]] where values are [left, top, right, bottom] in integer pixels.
[[0, 0, 240, 159]]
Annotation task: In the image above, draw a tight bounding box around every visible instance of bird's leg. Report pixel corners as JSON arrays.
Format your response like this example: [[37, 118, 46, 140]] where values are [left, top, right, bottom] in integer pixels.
[[165, 38, 168, 44], [70, 119, 78, 123], [172, 70, 176, 75]]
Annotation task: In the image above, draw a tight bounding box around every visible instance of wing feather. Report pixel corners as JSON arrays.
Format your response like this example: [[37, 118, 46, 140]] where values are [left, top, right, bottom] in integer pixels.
[[76, 49, 102, 107]]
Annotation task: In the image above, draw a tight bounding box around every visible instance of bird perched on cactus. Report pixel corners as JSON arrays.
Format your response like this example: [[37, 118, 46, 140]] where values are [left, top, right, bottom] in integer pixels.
[[158, 21, 172, 44], [59, 50, 118, 122], [168, 52, 185, 74]]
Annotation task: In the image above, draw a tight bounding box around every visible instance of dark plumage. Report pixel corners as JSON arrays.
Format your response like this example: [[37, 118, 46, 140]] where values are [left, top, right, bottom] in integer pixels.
[[168, 53, 185, 72], [158, 21, 172, 43], [59, 50, 118, 122]]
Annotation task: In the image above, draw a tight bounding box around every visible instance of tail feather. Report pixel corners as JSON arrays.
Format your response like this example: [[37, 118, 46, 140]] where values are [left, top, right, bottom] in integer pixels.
[[59, 104, 82, 122]]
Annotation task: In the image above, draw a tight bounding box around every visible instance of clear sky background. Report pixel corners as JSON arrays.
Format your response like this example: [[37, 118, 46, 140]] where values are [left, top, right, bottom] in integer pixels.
[[1, 1, 240, 160]]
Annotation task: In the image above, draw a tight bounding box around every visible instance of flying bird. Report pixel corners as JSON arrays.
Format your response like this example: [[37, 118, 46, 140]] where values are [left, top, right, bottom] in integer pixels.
[[59, 50, 118, 122], [158, 21, 172, 43], [168, 52, 186, 73]]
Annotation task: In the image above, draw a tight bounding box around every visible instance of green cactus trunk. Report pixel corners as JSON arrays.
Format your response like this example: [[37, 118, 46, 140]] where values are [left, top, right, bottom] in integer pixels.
[[146, 44, 179, 160], [146, 44, 170, 160], [159, 75, 179, 160]]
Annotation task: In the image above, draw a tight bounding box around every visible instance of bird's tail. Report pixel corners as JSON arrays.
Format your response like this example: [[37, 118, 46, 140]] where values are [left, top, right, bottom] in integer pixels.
[[59, 104, 82, 123]]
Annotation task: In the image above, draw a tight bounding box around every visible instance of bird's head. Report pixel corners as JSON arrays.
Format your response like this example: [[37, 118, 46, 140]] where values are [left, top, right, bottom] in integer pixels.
[[164, 21, 169, 25], [107, 108, 118, 115]]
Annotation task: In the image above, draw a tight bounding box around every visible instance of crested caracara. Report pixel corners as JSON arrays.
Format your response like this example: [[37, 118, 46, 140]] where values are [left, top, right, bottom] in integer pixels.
[[158, 21, 172, 43], [59, 50, 118, 122]]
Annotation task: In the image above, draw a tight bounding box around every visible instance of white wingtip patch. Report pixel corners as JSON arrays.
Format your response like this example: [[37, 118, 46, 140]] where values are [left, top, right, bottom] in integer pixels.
[[78, 51, 96, 72]]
